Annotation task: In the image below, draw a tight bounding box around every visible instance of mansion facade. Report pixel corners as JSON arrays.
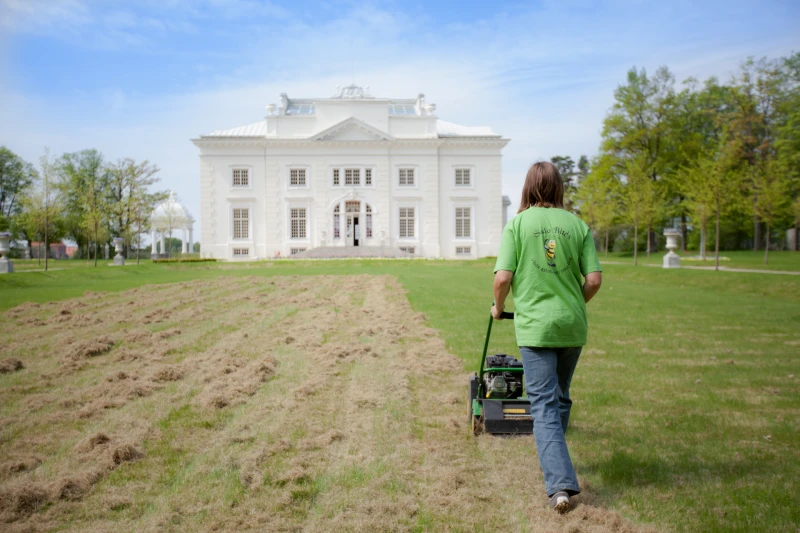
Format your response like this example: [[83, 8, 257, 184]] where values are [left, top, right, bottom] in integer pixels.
[[192, 84, 509, 260]]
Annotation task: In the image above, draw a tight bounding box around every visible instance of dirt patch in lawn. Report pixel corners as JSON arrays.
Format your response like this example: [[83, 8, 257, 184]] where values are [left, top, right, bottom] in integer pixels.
[[0, 275, 657, 532]]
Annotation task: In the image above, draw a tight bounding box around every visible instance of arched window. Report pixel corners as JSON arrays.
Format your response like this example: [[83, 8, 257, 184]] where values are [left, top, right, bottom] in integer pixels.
[[333, 204, 340, 239], [366, 204, 373, 238]]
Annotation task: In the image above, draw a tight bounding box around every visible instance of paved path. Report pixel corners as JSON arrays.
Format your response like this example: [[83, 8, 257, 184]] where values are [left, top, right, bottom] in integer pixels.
[[600, 261, 800, 275]]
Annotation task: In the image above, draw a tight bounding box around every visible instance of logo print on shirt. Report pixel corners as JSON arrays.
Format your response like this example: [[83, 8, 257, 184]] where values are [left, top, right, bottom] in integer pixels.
[[544, 239, 557, 267]]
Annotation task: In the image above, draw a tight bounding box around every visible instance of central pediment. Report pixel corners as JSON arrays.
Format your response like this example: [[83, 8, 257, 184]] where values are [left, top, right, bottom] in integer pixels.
[[310, 117, 393, 142]]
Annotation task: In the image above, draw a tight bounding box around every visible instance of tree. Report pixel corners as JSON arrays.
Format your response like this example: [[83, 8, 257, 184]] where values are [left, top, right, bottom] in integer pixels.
[[574, 156, 619, 256], [161, 191, 188, 259], [682, 133, 744, 270], [551, 155, 579, 212], [57, 150, 105, 261], [0, 147, 37, 233], [601, 66, 677, 251], [622, 155, 663, 265], [577, 155, 590, 186], [753, 155, 791, 264], [21, 149, 62, 271], [106, 158, 162, 263]]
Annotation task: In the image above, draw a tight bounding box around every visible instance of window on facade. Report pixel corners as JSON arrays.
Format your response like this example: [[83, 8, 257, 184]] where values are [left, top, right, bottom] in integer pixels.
[[333, 169, 340, 186], [345, 168, 360, 186], [333, 205, 340, 239], [455, 207, 471, 238], [399, 168, 415, 186], [233, 208, 249, 239], [290, 168, 306, 186], [290, 208, 307, 239], [233, 168, 249, 187], [399, 246, 415, 254], [399, 207, 415, 238], [365, 168, 372, 186], [456, 246, 471, 255], [346, 200, 360, 213], [455, 168, 471, 186], [233, 247, 249, 257], [366, 204, 373, 238], [290, 247, 307, 255]]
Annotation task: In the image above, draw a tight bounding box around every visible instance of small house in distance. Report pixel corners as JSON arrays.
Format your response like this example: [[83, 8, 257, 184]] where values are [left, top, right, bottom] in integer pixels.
[[192, 84, 509, 260]]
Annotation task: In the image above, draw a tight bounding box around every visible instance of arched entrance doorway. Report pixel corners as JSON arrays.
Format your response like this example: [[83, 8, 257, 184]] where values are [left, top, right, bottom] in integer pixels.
[[332, 199, 373, 248]]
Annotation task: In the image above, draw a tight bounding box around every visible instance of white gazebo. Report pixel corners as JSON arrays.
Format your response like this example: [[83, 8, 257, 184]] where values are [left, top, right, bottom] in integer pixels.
[[150, 191, 195, 258]]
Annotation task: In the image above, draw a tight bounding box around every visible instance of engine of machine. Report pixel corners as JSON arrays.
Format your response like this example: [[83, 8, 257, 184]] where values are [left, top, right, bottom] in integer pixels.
[[483, 354, 524, 399]]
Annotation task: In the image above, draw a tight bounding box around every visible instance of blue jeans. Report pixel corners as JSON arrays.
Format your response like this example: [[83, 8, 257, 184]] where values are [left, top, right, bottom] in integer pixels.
[[519, 346, 582, 497]]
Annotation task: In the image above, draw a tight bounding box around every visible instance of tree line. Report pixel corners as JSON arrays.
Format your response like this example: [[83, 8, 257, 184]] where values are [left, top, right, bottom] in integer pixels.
[[556, 52, 799, 267], [0, 147, 166, 270]]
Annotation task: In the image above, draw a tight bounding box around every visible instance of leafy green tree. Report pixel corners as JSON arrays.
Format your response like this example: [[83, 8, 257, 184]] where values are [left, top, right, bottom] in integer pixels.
[[574, 156, 619, 256], [21, 149, 63, 270], [601, 66, 676, 252], [57, 150, 105, 261], [551, 155, 578, 211], [622, 155, 663, 265], [106, 158, 162, 263], [0, 147, 37, 233], [753, 155, 791, 264]]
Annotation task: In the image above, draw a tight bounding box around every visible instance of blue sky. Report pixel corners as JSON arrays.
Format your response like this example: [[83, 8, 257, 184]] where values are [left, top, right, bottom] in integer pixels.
[[1, 0, 798, 224]]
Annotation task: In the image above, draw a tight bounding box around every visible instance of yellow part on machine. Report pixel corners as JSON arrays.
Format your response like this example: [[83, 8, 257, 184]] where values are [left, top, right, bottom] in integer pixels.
[[503, 409, 526, 414]]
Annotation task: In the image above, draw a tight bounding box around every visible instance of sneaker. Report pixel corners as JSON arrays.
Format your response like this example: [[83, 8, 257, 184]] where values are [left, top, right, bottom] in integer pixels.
[[549, 491, 570, 514]]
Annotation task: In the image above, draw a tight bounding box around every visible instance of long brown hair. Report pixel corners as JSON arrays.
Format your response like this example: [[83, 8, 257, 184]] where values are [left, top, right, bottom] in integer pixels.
[[517, 161, 564, 213]]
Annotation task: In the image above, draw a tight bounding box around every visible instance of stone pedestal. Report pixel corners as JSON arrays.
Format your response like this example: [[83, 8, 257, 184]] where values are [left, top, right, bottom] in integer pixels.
[[112, 237, 125, 266], [663, 229, 680, 269], [0, 234, 13, 274]]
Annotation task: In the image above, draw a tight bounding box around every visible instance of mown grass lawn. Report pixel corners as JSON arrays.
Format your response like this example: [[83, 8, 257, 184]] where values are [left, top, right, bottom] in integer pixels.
[[1, 258, 799, 532], [601, 250, 800, 271]]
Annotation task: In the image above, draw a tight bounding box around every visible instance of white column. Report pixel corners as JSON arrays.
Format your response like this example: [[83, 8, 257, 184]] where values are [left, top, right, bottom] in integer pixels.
[[151, 230, 156, 255], [188, 228, 193, 254], [339, 201, 345, 246], [182, 228, 187, 253]]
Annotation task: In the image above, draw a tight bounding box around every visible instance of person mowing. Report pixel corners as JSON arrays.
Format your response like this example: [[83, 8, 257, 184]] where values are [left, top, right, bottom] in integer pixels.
[[492, 161, 602, 514]]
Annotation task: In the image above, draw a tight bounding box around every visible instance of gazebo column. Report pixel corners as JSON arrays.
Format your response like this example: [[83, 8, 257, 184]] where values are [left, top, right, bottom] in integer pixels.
[[188, 228, 193, 254], [161, 232, 166, 256], [151, 230, 157, 256], [182, 228, 187, 253]]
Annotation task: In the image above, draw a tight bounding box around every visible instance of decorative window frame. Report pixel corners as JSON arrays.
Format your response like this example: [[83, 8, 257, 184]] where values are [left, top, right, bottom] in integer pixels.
[[229, 201, 254, 243], [286, 201, 312, 242], [229, 165, 254, 190], [395, 201, 421, 243], [330, 165, 377, 189], [455, 246, 473, 257], [287, 165, 310, 189], [453, 165, 476, 190], [452, 200, 476, 242], [395, 165, 420, 190]]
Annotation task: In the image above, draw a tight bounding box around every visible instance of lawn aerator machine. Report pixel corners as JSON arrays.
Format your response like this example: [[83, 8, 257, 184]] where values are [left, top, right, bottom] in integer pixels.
[[468, 310, 533, 435]]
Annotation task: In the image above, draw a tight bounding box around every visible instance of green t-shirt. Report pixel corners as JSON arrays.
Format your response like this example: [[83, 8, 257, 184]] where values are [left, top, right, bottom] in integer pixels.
[[494, 207, 602, 347]]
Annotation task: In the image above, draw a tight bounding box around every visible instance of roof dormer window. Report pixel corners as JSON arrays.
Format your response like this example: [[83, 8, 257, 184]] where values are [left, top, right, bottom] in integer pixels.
[[389, 104, 416, 115], [286, 103, 315, 115]]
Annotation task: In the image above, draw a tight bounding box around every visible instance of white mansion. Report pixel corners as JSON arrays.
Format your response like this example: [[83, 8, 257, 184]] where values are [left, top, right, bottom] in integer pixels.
[[192, 84, 510, 260]]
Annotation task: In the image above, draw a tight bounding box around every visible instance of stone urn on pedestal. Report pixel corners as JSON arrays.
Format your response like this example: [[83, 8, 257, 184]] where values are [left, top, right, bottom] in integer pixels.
[[113, 237, 125, 266], [663, 229, 681, 269], [23, 240, 31, 260], [0, 232, 13, 273]]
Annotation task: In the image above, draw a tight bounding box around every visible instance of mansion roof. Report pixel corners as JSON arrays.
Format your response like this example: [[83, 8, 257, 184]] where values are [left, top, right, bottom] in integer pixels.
[[196, 85, 503, 142]]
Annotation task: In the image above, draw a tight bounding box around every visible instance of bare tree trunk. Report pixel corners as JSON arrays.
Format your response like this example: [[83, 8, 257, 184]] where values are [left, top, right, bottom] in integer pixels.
[[94, 223, 98, 267], [794, 214, 798, 252], [753, 212, 761, 251], [44, 217, 48, 272], [764, 222, 770, 265], [715, 212, 720, 272], [681, 213, 687, 252], [646, 223, 652, 259], [700, 219, 707, 261], [633, 223, 639, 267]]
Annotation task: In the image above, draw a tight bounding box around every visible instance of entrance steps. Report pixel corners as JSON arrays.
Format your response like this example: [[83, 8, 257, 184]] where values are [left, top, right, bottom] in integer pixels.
[[290, 246, 414, 259]]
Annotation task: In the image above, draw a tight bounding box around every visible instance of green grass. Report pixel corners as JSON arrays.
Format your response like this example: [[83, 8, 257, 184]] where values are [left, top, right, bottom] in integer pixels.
[[2, 258, 799, 531], [601, 249, 800, 271]]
